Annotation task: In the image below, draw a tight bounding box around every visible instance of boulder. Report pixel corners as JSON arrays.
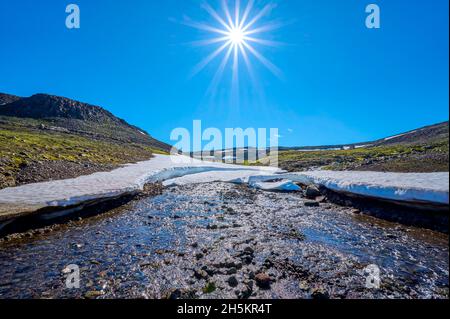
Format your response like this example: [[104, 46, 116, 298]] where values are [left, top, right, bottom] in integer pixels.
[[305, 185, 322, 199]]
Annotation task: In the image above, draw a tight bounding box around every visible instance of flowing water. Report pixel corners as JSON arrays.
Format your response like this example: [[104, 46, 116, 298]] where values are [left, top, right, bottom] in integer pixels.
[[0, 183, 448, 299]]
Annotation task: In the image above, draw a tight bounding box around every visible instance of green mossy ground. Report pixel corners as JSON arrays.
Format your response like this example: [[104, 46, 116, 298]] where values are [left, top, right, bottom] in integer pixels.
[[0, 122, 168, 188], [276, 141, 449, 172]]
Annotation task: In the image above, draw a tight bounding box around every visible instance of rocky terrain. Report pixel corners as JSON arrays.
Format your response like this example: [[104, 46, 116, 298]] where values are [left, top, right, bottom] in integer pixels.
[[0, 93, 171, 189], [0, 93, 21, 106], [0, 183, 447, 299]]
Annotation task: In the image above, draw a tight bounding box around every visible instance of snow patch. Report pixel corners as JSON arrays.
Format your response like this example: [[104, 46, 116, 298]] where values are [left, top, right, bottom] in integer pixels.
[[384, 130, 418, 141], [247, 171, 449, 205], [295, 171, 449, 205]]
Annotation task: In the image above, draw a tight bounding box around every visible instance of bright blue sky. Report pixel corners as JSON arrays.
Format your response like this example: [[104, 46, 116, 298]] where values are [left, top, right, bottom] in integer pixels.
[[0, 0, 448, 149]]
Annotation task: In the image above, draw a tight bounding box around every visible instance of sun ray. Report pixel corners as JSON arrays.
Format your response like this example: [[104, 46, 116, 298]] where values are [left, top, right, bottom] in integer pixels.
[[232, 43, 240, 103], [191, 40, 232, 77], [207, 44, 234, 96], [186, 0, 284, 91], [201, 2, 232, 32], [243, 20, 285, 36], [243, 36, 285, 47], [183, 19, 229, 36], [242, 3, 276, 32], [239, 42, 258, 87], [188, 36, 230, 47], [233, 43, 239, 74], [238, 43, 251, 73], [242, 41, 283, 78], [238, 0, 254, 29], [235, 0, 240, 28], [222, 0, 235, 28], [232, 43, 239, 85]]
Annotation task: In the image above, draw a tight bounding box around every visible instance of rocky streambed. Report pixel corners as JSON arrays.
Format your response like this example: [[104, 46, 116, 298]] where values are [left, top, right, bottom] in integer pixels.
[[0, 182, 448, 299]]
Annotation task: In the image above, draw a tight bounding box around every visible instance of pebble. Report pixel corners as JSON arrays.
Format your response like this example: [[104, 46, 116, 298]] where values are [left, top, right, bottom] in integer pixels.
[[227, 267, 238, 275], [193, 269, 209, 280], [255, 273, 271, 289], [84, 290, 104, 299], [304, 201, 320, 207], [311, 288, 330, 299], [195, 253, 204, 260], [227, 276, 239, 287]]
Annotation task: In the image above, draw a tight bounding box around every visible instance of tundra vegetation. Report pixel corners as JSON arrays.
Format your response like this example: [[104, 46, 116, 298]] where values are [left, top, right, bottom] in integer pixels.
[[261, 122, 449, 173], [0, 93, 171, 189]]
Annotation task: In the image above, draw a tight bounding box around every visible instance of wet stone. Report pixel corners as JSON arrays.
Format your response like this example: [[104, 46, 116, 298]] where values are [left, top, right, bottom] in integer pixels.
[[227, 267, 237, 275], [193, 269, 209, 280], [243, 247, 255, 254], [195, 253, 204, 260], [84, 290, 104, 299], [304, 200, 320, 207], [227, 276, 239, 287], [310, 288, 330, 300], [305, 185, 322, 199]]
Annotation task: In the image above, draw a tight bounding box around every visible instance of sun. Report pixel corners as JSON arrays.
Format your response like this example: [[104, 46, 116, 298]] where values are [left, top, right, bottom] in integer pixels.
[[183, 0, 284, 92], [228, 27, 245, 45]]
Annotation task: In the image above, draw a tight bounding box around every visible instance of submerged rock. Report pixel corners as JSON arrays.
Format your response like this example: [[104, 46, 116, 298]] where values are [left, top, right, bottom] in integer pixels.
[[310, 288, 330, 300], [305, 185, 322, 199], [304, 200, 320, 207]]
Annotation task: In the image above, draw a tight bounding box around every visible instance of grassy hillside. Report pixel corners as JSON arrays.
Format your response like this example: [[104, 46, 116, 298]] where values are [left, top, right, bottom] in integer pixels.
[[0, 93, 171, 189], [0, 122, 171, 189], [268, 122, 449, 173], [0, 121, 168, 189], [276, 141, 448, 172], [0, 93, 172, 151]]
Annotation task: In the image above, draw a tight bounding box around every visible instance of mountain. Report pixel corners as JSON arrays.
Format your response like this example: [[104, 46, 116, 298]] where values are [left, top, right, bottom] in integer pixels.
[[0, 93, 171, 152], [0, 93, 124, 122], [0, 92, 171, 189], [0, 93, 21, 106]]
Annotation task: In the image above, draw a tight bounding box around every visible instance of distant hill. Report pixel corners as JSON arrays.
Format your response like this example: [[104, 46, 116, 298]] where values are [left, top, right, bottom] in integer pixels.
[[275, 121, 449, 173], [0, 93, 171, 152], [280, 121, 449, 152], [372, 121, 449, 147]]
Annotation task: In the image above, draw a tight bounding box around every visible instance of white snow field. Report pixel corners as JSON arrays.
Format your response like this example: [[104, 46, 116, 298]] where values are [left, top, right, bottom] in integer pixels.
[[299, 171, 449, 205], [0, 154, 448, 222]]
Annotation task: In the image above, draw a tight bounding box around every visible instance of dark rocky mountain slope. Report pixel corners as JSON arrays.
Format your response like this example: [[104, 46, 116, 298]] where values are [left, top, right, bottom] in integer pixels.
[[0, 93, 21, 106]]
